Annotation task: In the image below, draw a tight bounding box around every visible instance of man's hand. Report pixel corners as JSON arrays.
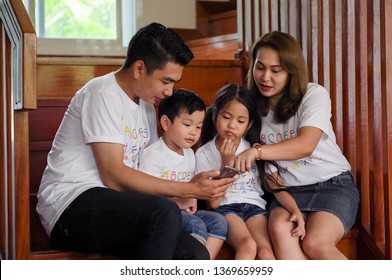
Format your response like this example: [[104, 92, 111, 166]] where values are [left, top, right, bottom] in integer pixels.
[[189, 170, 234, 200]]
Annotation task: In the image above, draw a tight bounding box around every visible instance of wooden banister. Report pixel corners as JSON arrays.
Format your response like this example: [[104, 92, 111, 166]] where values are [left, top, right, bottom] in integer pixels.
[[0, 0, 36, 260]]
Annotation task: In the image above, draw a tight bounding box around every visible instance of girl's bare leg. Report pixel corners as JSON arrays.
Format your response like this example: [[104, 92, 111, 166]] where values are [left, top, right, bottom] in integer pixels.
[[268, 207, 307, 259]]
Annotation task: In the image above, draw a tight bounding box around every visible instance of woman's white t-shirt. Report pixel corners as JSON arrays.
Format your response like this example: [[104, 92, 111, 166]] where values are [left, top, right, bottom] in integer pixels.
[[260, 83, 351, 186]]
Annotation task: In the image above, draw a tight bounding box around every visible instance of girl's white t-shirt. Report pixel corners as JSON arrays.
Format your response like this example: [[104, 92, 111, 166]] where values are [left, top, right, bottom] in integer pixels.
[[195, 137, 267, 209], [37, 72, 158, 235], [260, 83, 351, 186]]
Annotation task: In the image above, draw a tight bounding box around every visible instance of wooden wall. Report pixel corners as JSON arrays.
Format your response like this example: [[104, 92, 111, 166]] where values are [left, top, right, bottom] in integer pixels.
[[238, 0, 392, 259]]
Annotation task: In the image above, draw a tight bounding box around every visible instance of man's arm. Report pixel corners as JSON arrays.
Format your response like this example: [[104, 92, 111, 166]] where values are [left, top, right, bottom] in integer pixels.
[[91, 142, 234, 200]]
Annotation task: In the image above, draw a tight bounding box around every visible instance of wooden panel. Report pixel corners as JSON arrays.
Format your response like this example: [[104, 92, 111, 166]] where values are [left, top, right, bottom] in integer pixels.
[[187, 33, 240, 59], [381, 0, 392, 258], [14, 112, 31, 259], [37, 58, 243, 104], [238, 0, 392, 259], [28, 99, 69, 194]]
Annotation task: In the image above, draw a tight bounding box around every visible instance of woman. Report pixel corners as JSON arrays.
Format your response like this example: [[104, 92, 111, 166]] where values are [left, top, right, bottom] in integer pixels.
[[232, 31, 359, 260]]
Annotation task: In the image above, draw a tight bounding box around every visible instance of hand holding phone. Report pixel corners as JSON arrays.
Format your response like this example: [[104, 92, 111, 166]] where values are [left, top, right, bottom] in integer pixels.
[[212, 166, 240, 179]]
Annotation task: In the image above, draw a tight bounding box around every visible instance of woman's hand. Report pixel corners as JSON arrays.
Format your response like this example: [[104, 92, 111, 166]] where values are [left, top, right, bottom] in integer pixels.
[[229, 147, 258, 173]]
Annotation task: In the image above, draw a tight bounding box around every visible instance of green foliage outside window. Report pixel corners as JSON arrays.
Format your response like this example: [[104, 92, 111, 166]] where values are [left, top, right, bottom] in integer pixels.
[[37, 0, 117, 39]]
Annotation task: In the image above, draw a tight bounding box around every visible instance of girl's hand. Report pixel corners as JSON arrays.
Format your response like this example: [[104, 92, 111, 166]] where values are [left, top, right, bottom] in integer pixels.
[[290, 212, 306, 240], [230, 147, 258, 172], [218, 138, 237, 168]]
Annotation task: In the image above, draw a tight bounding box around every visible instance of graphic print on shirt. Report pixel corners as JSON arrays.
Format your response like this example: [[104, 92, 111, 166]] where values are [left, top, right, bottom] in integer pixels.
[[261, 129, 323, 173], [228, 165, 259, 194], [123, 124, 150, 168], [160, 169, 194, 182]]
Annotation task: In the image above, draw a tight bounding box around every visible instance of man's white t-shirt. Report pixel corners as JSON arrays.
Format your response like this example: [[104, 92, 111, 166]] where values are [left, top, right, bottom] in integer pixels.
[[37, 72, 158, 236], [195, 137, 267, 210], [260, 83, 351, 186], [138, 137, 195, 182]]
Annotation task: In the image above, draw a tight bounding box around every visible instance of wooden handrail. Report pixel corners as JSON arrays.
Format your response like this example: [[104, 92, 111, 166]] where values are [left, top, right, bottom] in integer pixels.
[[0, 0, 36, 260]]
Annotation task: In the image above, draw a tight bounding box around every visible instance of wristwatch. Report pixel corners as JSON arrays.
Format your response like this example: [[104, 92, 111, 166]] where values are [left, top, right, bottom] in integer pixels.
[[252, 143, 263, 160]]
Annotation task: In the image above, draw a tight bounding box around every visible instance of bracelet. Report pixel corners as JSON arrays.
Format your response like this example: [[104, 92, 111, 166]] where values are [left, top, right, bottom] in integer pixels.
[[252, 143, 263, 160]]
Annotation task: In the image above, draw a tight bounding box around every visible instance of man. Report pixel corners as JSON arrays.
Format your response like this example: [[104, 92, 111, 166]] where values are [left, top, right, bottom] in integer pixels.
[[37, 22, 233, 260]]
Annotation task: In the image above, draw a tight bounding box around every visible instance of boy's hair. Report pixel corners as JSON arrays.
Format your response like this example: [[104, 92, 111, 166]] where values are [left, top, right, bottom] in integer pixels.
[[122, 22, 194, 74], [158, 89, 206, 126], [247, 31, 308, 123]]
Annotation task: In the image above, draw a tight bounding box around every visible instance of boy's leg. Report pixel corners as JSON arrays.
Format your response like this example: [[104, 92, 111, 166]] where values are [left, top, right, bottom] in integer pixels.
[[194, 210, 227, 259], [51, 187, 182, 259]]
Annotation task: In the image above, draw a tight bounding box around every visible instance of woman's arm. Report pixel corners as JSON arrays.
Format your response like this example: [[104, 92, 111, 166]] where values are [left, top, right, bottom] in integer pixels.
[[232, 126, 323, 172]]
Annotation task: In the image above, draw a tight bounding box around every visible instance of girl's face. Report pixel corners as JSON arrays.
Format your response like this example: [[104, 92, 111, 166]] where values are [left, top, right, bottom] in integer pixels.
[[253, 47, 289, 109], [216, 100, 249, 144]]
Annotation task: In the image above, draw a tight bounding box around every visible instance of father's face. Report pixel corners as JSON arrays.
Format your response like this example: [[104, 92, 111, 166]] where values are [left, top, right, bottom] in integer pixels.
[[137, 62, 184, 106]]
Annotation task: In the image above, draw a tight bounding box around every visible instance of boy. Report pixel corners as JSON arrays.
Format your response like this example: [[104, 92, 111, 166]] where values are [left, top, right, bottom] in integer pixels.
[[139, 89, 227, 259]]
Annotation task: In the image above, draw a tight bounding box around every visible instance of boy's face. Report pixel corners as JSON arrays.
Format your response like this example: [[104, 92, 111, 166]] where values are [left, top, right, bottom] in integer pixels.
[[163, 109, 205, 152]]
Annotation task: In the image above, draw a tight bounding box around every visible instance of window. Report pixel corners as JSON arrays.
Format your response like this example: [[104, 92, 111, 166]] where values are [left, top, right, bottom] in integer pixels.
[[23, 0, 136, 56]]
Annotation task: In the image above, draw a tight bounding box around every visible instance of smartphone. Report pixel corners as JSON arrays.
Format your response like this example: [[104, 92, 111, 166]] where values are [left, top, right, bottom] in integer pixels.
[[212, 166, 240, 179]]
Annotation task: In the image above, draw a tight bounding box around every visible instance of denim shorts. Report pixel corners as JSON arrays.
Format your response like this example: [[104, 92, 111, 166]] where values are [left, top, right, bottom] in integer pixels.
[[181, 210, 227, 244], [214, 203, 268, 222], [268, 171, 360, 234]]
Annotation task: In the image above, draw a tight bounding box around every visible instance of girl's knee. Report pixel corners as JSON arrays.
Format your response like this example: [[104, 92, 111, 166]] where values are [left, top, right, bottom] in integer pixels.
[[256, 246, 275, 260], [237, 238, 257, 257]]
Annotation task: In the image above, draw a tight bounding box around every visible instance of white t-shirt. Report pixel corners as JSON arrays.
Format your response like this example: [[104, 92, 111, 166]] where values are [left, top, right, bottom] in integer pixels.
[[37, 72, 158, 236], [138, 137, 195, 182], [195, 137, 267, 209], [260, 83, 351, 186]]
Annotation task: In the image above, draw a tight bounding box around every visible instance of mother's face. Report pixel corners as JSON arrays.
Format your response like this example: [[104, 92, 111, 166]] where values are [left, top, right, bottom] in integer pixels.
[[252, 47, 289, 109]]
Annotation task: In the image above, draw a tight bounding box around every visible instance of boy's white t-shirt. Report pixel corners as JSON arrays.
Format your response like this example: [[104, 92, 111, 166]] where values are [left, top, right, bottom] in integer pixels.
[[260, 83, 351, 186], [138, 137, 195, 182], [37, 72, 158, 236], [195, 137, 267, 210]]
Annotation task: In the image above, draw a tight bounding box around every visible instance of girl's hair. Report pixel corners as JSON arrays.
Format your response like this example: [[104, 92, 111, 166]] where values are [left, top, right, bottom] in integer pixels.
[[247, 31, 309, 123], [199, 84, 281, 192]]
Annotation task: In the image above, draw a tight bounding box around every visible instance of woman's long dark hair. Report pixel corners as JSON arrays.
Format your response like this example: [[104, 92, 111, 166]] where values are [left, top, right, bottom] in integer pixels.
[[199, 84, 282, 193]]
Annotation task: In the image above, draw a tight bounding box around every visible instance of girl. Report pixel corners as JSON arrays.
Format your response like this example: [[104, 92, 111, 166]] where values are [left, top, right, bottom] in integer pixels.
[[232, 31, 360, 259], [195, 84, 305, 260]]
